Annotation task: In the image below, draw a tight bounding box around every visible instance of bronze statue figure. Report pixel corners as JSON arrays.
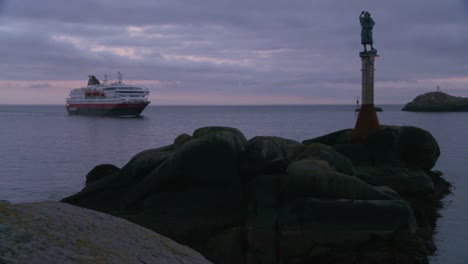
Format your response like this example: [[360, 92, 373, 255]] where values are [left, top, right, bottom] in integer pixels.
[[360, 11, 375, 52]]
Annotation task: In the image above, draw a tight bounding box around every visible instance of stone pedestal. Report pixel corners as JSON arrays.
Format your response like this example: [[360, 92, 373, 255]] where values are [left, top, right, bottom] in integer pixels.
[[354, 51, 380, 142]]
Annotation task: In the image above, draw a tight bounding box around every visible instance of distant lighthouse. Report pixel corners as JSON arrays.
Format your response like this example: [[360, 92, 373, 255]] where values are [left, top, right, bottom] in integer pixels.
[[354, 11, 380, 141]]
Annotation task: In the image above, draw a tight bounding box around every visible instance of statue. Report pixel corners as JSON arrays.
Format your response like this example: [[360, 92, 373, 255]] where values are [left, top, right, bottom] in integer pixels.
[[360, 11, 375, 52]]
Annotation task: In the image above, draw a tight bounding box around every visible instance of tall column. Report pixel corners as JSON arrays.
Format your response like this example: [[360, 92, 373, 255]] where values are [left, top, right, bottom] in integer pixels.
[[354, 51, 380, 141]]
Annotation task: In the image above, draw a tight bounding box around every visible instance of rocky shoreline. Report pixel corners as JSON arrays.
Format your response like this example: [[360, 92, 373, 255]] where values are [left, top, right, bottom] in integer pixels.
[[0, 126, 450, 264], [58, 125, 450, 264], [402, 91, 468, 111]]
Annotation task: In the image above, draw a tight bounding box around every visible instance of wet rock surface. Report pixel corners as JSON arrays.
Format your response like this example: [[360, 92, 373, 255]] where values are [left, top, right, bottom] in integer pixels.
[[63, 126, 450, 264]]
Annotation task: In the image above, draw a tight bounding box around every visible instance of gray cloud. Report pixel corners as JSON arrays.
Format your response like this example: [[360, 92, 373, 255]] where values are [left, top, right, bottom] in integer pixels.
[[1, 0, 467, 104]]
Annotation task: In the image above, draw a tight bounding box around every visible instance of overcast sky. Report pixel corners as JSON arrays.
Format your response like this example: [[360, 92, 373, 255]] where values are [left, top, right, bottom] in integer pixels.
[[1, 0, 467, 105]]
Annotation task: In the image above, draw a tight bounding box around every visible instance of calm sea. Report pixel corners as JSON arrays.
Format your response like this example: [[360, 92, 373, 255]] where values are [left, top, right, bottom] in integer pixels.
[[0, 105, 466, 263]]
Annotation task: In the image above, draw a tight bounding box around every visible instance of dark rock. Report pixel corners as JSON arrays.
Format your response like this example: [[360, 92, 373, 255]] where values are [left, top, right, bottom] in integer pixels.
[[121, 126, 247, 209], [174, 133, 193, 149], [303, 129, 353, 146], [63, 126, 247, 264], [278, 198, 417, 263], [333, 143, 373, 166], [202, 227, 244, 264], [119, 144, 175, 185], [246, 174, 282, 215], [61, 125, 449, 264], [241, 136, 301, 176], [397, 126, 440, 171], [308, 125, 440, 171], [364, 125, 440, 170], [428, 170, 452, 198], [282, 159, 391, 201], [85, 164, 120, 186], [355, 167, 435, 196], [246, 171, 417, 264], [246, 174, 282, 264], [294, 143, 354, 175], [402, 91, 468, 111], [63, 145, 174, 211], [375, 186, 401, 199], [126, 188, 243, 259], [193, 126, 247, 142], [364, 126, 403, 167]]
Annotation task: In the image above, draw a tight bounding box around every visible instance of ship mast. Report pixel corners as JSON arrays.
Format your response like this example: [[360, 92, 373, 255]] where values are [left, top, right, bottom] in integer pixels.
[[117, 71, 123, 84]]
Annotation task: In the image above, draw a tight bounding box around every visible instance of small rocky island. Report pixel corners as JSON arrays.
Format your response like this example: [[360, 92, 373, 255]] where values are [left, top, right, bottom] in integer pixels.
[[402, 91, 468, 111], [61, 125, 450, 264]]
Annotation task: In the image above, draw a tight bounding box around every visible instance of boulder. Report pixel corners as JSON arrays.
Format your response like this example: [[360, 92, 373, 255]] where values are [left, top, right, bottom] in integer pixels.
[[174, 133, 193, 149], [63, 145, 174, 211], [278, 198, 417, 263], [397, 126, 440, 171], [193, 126, 247, 145], [364, 126, 404, 167], [241, 136, 301, 175], [121, 126, 248, 260], [65, 126, 247, 210], [63, 127, 248, 264], [303, 129, 353, 146], [374, 186, 401, 199], [305, 125, 440, 171], [61, 125, 447, 264], [294, 143, 354, 175], [125, 188, 243, 261], [247, 212, 279, 264], [282, 159, 391, 201], [333, 143, 372, 166], [126, 126, 247, 196], [0, 201, 211, 264], [118, 144, 175, 185], [202, 227, 244, 264], [85, 164, 120, 186], [246, 174, 282, 264], [246, 172, 418, 264], [354, 167, 435, 196]]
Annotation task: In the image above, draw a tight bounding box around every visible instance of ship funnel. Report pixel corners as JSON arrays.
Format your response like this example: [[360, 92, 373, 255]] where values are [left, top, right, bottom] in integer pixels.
[[87, 75, 101, 86]]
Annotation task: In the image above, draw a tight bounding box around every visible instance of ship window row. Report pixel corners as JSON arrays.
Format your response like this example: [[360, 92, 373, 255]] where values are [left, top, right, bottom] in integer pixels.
[[114, 87, 138, 90], [117, 91, 145, 94]]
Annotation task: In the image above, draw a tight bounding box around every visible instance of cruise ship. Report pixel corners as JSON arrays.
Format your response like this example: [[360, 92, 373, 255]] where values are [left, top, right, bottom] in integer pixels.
[[66, 72, 150, 117]]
